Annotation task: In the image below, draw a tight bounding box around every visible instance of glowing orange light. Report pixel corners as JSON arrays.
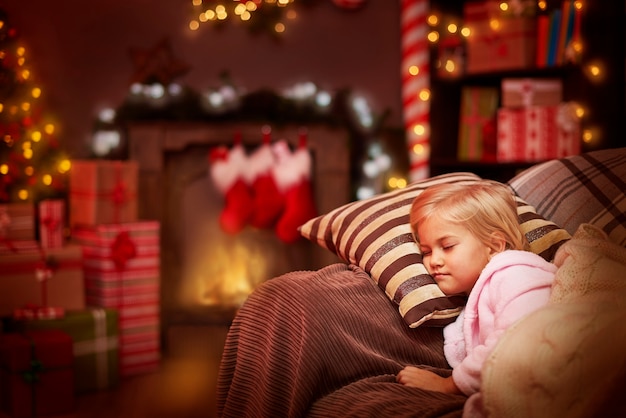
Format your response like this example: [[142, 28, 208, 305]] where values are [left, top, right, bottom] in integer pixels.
[[413, 124, 425, 136], [428, 31, 439, 43], [412, 143, 425, 155], [58, 159, 71, 173]]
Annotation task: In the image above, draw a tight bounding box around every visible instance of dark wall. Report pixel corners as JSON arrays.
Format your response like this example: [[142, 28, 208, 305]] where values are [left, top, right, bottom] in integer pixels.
[[0, 0, 405, 158]]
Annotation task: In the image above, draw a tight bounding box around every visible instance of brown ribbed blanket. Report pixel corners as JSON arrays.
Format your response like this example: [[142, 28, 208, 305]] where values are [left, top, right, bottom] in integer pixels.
[[217, 263, 466, 417]]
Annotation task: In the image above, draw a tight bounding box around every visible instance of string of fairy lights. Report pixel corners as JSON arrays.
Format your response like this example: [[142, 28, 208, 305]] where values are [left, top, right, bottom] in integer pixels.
[[188, 0, 299, 35], [0, 13, 71, 203]]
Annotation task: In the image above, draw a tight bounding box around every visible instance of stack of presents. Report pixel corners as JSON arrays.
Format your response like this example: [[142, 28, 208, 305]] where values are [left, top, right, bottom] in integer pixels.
[[437, 0, 581, 162], [458, 77, 580, 163], [0, 160, 160, 417]]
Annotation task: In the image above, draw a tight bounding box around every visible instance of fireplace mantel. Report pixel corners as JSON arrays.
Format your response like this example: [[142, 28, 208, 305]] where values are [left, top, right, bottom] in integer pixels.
[[128, 122, 351, 226], [127, 122, 351, 327]]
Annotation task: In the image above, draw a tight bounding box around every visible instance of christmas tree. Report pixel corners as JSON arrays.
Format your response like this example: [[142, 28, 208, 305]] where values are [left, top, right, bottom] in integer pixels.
[[0, 8, 70, 203]]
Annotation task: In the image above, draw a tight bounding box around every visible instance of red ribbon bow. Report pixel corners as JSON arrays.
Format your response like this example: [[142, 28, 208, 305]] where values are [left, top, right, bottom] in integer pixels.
[[42, 216, 61, 232], [33, 256, 58, 307], [110, 231, 136, 272], [34, 266, 54, 282], [112, 181, 128, 206]]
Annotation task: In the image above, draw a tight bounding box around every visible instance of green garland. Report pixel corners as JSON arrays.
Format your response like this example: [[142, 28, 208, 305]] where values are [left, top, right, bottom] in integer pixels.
[[112, 84, 388, 138]]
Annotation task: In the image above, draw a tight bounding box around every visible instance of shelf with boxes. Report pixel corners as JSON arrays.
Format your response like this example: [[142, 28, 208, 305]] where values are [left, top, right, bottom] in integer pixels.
[[427, 0, 625, 182], [430, 65, 581, 181]]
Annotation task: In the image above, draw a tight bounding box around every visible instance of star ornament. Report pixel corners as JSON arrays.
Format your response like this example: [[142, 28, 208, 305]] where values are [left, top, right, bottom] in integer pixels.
[[129, 38, 191, 86]]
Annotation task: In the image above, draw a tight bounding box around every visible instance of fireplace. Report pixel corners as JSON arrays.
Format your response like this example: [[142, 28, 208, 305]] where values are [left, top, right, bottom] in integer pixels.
[[127, 123, 350, 336]]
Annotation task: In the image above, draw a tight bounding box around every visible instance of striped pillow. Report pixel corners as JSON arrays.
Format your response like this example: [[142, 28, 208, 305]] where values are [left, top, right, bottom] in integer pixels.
[[514, 195, 571, 261], [508, 148, 626, 246], [299, 172, 570, 328]]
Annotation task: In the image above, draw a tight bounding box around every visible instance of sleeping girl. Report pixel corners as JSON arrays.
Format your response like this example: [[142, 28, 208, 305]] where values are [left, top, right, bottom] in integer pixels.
[[396, 180, 556, 405]]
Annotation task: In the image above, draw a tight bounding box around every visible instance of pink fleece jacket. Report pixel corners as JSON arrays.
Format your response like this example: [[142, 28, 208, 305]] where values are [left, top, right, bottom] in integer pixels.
[[443, 250, 557, 396]]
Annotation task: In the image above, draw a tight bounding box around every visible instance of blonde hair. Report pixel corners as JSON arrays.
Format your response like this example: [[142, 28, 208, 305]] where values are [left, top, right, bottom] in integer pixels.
[[409, 180, 528, 253]]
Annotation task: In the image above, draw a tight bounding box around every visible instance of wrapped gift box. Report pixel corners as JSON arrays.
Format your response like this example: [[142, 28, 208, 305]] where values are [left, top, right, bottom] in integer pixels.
[[0, 244, 85, 317], [0, 330, 74, 417], [72, 221, 160, 377], [15, 308, 119, 394], [38, 199, 66, 249], [458, 86, 500, 162], [69, 160, 138, 229], [496, 103, 581, 162], [464, 1, 537, 74], [119, 320, 160, 377], [0, 203, 35, 241], [0, 239, 39, 255], [501, 78, 563, 108]]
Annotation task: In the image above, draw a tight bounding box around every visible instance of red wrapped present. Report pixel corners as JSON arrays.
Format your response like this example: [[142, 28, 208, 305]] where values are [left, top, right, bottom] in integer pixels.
[[0, 239, 39, 255], [0, 244, 85, 317], [0, 330, 74, 417], [496, 102, 581, 162], [69, 160, 138, 229], [0, 203, 35, 242], [464, 0, 537, 74], [501, 78, 563, 108], [72, 221, 160, 377], [38, 199, 65, 249], [458, 86, 500, 162]]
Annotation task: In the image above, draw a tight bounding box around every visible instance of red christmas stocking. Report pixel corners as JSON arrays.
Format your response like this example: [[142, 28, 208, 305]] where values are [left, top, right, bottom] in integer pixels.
[[209, 140, 254, 234], [274, 132, 318, 243], [245, 128, 285, 229]]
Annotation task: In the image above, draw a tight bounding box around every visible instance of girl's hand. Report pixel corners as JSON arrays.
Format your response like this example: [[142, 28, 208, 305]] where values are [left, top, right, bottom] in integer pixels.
[[396, 366, 462, 395]]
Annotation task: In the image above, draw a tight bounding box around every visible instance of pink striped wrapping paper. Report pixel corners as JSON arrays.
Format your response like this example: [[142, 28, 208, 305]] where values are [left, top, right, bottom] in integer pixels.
[[72, 221, 161, 377], [497, 103, 581, 163], [39, 199, 65, 249]]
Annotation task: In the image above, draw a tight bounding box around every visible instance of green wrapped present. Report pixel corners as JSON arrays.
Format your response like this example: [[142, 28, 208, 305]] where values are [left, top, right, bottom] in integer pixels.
[[457, 86, 500, 162], [17, 307, 119, 393]]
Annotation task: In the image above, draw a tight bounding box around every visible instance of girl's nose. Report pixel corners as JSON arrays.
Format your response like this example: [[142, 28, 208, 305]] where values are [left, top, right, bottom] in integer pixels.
[[429, 249, 443, 268]]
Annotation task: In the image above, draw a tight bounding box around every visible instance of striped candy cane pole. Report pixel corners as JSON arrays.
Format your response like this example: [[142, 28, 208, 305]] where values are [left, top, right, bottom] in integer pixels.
[[401, 0, 430, 182]]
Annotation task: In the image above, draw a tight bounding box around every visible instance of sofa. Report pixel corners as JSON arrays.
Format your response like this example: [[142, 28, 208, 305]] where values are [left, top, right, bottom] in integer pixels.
[[216, 147, 626, 417]]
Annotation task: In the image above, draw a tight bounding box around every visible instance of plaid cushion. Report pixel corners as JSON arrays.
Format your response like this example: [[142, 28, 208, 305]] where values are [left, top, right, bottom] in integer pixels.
[[300, 172, 570, 328], [508, 148, 626, 246]]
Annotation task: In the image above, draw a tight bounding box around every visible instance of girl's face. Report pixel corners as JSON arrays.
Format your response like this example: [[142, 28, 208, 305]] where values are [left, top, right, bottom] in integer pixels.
[[417, 215, 496, 296]]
